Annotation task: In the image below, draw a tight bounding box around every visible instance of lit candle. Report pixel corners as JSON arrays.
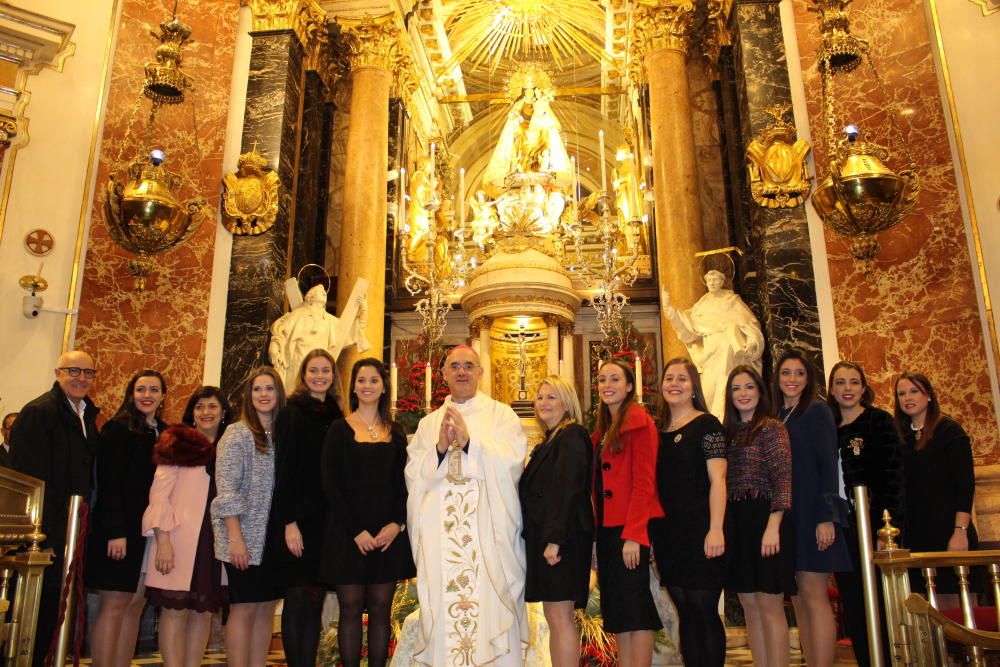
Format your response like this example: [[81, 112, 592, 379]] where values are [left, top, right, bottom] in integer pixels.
[[390, 362, 398, 405], [598, 130, 607, 194], [559, 358, 564, 378], [635, 355, 643, 403], [459, 167, 465, 228], [425, 363, 433, 408]]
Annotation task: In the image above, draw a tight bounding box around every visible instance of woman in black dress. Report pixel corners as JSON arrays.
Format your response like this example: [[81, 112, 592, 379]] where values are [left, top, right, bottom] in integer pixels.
[[894, 371, 978, 607], [89, 369, 168, 667], [649, 358, 728, 667], [520, 375, 593, 667], [724, 365, 794, 667], [321, 358, 415, 667], [773, 349, 850, 667], [827, 361, 903, 667], [272, 349, 344, 667]]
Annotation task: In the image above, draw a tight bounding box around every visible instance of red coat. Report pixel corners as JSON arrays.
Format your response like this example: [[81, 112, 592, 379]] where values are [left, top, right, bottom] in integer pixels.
[[592, 404, 664, 546]]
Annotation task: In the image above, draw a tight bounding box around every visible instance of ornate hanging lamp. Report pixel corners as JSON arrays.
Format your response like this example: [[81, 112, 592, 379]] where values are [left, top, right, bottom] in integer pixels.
[[104, 7, 207, 291], [809, 0, 919, 274]]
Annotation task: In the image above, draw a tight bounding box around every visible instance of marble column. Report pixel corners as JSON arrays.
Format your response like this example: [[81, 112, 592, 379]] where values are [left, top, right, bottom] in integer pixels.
[[335, 15, 405, 387], [476, 316, 493, 398], [545, 315, 560, 376], [720, 0, 823, 370], [220, 30, 305, 403], [632, 2, 705, 362], [560, 322, 576, 391]]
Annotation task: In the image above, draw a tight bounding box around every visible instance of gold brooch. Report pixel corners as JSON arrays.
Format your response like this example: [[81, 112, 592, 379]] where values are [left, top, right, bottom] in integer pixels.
[[673, 433, 683, 444], [848, 437, 864, 456]]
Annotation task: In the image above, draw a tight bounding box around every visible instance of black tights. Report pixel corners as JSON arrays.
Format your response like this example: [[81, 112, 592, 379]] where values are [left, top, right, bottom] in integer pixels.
[[281, 584, 326, 667], [336, 582, 396, 667], [667, 586, 726, 667]]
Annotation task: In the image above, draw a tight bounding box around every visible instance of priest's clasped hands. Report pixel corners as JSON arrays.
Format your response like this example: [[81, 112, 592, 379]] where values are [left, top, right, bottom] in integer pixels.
[[435, 405, 470, 455]]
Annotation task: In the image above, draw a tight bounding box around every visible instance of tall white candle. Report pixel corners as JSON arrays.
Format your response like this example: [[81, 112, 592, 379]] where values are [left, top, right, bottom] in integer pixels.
[[430, 142, 436, 175], [390, 362, 398, 405], [635, 355, 643, 403], [598, 130, 607, 194], [459, 167, 465, 228], [425, 363, 432, 408]]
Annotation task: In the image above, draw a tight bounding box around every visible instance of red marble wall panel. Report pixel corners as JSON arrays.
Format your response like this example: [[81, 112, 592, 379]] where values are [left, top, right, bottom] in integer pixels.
[[791, 0, 999, 462], [75, 1, 239, 422]]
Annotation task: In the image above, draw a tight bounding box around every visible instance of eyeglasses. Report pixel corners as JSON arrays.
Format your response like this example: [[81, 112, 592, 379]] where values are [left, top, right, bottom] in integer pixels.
[[58, 367, 97, 379]]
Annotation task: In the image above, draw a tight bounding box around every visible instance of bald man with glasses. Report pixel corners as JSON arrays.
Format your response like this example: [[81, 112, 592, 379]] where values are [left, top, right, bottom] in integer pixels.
[[11, 350, 101, 665]]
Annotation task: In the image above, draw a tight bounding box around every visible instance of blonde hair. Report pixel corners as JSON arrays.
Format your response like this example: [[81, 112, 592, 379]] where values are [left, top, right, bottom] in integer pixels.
[[533, 375, 583, 431]]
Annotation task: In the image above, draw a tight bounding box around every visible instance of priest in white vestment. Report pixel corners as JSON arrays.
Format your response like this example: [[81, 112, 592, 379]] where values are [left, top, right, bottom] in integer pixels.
[[406, 345, 529, 666]]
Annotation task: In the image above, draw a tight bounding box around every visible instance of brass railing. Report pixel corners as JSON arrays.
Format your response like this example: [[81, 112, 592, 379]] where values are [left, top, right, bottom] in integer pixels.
[[872, 514, 1000, 666]]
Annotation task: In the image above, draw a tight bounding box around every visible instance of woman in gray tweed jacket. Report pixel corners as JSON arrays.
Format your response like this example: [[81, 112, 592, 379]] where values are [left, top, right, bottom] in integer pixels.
[[211, 366, 286, 667]]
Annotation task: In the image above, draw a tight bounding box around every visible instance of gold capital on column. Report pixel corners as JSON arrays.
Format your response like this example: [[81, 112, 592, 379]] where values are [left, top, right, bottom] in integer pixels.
[[339, 13, 403, 72], [631, 1, 697, 61]]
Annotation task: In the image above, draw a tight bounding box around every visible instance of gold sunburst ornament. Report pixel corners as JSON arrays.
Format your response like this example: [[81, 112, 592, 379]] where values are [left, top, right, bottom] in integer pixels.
[[443, 0, 609, 73]]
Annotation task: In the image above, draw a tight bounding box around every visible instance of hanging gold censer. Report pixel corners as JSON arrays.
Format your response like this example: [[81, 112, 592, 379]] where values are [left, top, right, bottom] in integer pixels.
[[104, 7, 207, 292], [809, 0, 919, 274]]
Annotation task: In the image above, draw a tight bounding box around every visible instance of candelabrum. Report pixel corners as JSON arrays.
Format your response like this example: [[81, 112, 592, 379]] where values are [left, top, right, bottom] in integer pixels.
[[399, 172, 475, 391], [566, 193, 641, 340]]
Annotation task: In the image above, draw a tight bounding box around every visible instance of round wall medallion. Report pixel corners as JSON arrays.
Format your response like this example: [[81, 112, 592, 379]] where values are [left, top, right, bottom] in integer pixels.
[[25, 229, 55, 256]]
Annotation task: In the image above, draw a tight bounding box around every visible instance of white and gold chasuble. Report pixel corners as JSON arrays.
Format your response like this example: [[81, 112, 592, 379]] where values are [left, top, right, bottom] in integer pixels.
[[406, 392, 528, 666]]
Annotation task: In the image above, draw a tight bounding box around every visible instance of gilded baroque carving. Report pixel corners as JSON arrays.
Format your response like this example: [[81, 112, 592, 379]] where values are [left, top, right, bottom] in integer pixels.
[[700, 0, 732, 64], [247, 0, 298, 31], [0, 114, 17, 145], [338, 14, 403, 73], [745, 105, 812, 209], [630, 1, 697, 78], [221, 146, 281, 235]]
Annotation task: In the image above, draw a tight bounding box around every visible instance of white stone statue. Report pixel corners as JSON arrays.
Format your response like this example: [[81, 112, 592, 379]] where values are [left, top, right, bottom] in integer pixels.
[[268, 282, 370, 390], [661, 270, 764, 420]]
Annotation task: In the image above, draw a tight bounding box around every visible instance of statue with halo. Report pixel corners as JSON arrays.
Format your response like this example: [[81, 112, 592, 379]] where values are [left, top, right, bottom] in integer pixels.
[[662, 267, 764, 419], [268, 268, 371, 390]]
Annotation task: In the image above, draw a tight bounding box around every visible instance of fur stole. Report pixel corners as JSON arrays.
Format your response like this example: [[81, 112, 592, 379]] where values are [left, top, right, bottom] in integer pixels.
[[153, 425, 214, 467]]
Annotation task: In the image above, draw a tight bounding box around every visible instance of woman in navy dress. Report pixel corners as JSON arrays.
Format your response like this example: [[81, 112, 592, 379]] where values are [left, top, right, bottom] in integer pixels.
[[89, 370, 167, 667], [520, 375, 593, 667], [773, 349, 851, 667]]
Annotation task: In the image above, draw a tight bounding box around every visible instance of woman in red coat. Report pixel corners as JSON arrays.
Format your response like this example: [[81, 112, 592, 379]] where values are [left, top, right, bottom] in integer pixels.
[[592, 359, 664, 667]]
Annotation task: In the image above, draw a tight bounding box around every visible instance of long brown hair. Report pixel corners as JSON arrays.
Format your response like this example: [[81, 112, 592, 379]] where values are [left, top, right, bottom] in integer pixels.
[[242, 366, 286, 454], [292, 348, 343, 410], [893, 372, 941, 450], [655, 357, 708, 431], [595, 359, 637, 455], [723, 365, 772, 441], [348, 357, 404, 438], [826, 360, 875, 424], [771, 348, 818, 419], [113, 369, 167, 434]]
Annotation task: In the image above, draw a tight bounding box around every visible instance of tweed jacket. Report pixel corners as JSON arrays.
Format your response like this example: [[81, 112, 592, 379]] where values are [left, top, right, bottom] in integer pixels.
[[210, 421, 275, 565]]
